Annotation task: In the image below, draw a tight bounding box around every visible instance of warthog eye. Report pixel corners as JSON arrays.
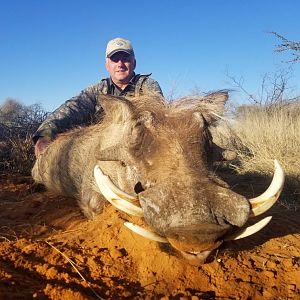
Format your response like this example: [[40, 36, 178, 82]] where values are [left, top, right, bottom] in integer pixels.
[[134, 182, 145, 194]]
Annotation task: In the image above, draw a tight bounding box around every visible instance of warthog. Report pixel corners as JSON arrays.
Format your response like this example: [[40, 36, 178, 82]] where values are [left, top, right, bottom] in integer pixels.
[[32, 92, 284, 263]]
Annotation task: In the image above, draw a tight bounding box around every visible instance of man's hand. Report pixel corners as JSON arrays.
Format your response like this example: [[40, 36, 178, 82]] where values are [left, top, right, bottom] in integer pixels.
[[34, 137, 52, 157]]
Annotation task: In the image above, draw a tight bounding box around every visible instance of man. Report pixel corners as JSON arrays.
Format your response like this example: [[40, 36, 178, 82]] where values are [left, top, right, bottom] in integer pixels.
[[33, 37, 163, 156]]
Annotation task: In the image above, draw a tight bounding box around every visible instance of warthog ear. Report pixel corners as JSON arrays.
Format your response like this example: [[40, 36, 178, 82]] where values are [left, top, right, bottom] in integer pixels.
[[200, 91, 229, 124], [100, 95, 134, 123]]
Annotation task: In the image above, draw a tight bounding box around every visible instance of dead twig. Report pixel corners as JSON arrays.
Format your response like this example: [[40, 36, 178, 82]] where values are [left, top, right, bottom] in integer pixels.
[[44, 240, 104, 300]]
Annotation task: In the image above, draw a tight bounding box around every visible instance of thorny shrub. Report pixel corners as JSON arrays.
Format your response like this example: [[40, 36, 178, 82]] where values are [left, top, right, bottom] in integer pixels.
[[0, 98, 48, 174]]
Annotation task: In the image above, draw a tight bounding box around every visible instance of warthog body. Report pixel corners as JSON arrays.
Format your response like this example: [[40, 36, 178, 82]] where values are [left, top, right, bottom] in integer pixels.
[[32, 92, 282, 262]]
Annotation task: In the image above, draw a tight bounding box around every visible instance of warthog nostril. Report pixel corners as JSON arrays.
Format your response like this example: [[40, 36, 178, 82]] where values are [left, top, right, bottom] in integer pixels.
[[134, 182, 145, 194], [216, 215, 231, 226]]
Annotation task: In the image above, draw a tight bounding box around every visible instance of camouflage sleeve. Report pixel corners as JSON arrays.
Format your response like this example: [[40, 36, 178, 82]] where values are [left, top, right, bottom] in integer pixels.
[[141, 77, 163, 96], [33, 82, 105, 143]]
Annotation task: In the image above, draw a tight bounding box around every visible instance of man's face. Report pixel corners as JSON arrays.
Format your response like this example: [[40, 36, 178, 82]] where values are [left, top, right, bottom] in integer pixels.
[[105, 51, 136, 85]]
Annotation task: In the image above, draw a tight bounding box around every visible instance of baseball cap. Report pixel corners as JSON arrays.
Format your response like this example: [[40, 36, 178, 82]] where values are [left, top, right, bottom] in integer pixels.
[[106, 37, 134, 58]]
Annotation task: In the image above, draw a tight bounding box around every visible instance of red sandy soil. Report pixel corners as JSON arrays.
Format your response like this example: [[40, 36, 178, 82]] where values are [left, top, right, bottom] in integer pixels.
[[0, 173, 299, 299]]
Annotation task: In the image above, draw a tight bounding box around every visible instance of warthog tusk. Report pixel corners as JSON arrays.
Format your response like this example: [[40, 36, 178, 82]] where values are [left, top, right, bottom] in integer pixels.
[[249, 159, 285, 217], [94, 166, 143, 217], [94, 165, 136, 201], [124, 222, 169, 243], [225, 216, 272, 241]]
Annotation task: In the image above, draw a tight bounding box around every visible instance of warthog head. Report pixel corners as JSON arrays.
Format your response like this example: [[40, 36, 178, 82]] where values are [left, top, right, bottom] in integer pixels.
[[33, 92, 284, 263], [92, 92, 284, 263]]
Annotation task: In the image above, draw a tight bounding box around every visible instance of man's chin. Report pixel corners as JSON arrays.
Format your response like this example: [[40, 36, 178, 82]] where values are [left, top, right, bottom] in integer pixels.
[[112, 73, 134, 86], [116, 72, 134, 81]]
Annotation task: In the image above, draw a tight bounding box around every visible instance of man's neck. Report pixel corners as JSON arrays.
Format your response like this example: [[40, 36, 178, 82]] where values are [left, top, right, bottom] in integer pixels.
[[115, 82, 128, 90]]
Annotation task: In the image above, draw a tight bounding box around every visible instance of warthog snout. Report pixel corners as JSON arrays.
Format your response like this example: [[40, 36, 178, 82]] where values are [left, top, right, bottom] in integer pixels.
[[138, 180, 250, 253]]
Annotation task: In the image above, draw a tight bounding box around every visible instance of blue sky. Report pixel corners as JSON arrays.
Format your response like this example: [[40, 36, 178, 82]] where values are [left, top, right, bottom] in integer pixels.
[[1, 0, 299, 111]]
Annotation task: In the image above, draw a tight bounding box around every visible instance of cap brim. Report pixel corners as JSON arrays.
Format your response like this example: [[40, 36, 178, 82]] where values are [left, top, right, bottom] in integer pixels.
[[106, 49, 133, 58]]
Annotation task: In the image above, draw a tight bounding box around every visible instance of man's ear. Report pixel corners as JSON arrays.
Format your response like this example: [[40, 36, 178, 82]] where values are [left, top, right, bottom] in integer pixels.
[[105, 58, 109, 72], [133, 58, 136, 70]]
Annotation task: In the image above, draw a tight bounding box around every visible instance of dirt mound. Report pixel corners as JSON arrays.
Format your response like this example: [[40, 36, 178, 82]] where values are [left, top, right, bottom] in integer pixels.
[[0, 174, 299, 299]]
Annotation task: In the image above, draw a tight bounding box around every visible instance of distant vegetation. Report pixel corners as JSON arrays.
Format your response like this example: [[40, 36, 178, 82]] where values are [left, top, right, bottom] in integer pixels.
[[212, 69, 300, 206], [212, 99, 300, 176], [0, 98, 48, 174], [271, 32, 300, 63]]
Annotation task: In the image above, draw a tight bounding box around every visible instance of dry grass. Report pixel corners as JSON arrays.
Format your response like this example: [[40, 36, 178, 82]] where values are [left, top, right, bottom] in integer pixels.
[[212, 101, 300, 203]]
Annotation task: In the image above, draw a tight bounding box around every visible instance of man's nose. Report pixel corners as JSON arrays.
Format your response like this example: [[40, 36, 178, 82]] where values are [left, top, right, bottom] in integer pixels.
[[116, 59, 126, 66]]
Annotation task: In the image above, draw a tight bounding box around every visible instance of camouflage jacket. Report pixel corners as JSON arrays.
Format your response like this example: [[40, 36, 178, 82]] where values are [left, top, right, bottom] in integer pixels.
[[33, 73, 163, 143]]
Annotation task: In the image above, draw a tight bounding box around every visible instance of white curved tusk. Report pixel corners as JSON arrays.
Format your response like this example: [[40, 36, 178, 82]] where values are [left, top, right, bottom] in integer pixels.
[[124, 222, 169, 243], [249, 159, 285, 216], [94, 166, 143, 217], [94, 165, 136, 201], [226, 216, 272, 241]]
